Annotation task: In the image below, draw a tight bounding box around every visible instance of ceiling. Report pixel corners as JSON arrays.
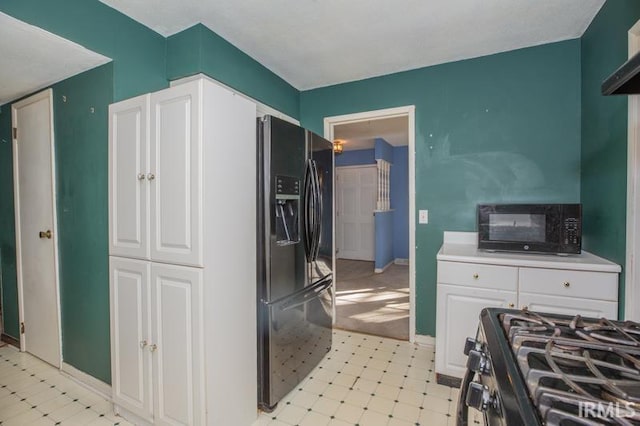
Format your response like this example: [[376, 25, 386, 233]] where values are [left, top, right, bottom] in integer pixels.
[[0, 13, 111, 106], [334, 116, 408, 151], [100, 0, 604, 90]]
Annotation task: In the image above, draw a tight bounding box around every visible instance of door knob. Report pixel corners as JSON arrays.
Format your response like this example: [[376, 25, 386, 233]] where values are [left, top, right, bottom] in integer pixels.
[[39, 230, 52, 239]]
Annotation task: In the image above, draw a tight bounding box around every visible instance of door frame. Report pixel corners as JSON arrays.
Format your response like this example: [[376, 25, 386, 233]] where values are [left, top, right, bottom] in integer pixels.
[[335, 164, 378, 261], [11, 88, 63, 364], [324, 105, 416, 342], [626, 20, 640, 322]]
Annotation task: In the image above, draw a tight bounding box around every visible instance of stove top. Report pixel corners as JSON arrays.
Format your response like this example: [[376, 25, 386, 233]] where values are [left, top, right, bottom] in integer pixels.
[[460, 309, 640, 426], [503, 310, 640, 425]]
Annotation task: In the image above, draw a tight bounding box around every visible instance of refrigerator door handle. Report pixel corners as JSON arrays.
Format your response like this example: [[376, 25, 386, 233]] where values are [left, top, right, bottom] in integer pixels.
[[279, 275, 333, 312], [303, 159, 315, 262], [311, 160, 322, 261]]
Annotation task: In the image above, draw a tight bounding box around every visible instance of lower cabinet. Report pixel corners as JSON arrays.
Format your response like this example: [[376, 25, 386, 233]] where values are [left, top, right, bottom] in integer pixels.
[[110, 257, 203, 425], [435, 284, 516, 379]]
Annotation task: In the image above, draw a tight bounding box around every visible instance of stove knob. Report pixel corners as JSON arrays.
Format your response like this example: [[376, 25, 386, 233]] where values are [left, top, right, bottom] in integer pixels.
[[466, 382, 494, 412], [467, 349, 491, 374], [463, 337, 478, 356]]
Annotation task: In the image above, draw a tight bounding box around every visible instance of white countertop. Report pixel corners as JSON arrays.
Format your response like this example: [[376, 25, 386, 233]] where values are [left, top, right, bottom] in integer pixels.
[[437, 232, 622, 273]]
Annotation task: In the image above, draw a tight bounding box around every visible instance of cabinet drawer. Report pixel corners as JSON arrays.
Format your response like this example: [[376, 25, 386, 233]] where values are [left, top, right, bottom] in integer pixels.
[[437, 261, 517, 291], [519, 292, 618, 319], [519, 268, 618, 301]]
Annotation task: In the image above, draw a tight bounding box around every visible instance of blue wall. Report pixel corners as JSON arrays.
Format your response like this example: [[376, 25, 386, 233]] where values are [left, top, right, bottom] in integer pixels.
[[392, 146, 409, 260], [335, 149, 376, 167], [374, 212, 394, 269], [375, 138, 394, 161]]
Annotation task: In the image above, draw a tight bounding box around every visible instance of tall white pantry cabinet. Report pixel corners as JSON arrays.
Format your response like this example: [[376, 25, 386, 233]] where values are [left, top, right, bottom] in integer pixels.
[[108, 78, 258, 426]]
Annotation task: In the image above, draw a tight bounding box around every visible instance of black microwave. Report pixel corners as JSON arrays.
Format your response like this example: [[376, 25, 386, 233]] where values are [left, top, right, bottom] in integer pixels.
[[477, 204, 582, 254]]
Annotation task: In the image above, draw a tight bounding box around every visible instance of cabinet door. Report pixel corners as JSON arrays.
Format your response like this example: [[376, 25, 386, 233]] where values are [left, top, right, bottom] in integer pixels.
[[436, 284, 516, 379], [110, 257, 153, 421], [109, 95, 149, 259], [149, 83, 202, 267], [151, 263, 203, 426], [519, 292, 618, 319]]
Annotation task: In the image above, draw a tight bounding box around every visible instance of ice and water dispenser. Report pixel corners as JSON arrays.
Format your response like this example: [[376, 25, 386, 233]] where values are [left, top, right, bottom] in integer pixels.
[[275, 175, 300, 245]]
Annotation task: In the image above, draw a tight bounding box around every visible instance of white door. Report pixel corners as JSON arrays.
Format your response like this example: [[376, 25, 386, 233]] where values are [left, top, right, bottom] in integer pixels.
[[109, 95, 149, 259], [151, 263, 203, 426], [519, 292, 618, 319], [12, 89, 61, 367], [435, 284, 516, 378], [149, 83, 202, 267], [109, 257, 153, 422], [336, 166, 377, 261]]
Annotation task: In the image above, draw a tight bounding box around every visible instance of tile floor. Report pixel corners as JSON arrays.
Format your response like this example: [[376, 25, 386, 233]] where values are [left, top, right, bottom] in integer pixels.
[[0, 331, 483, 426], [0, 343, 130, 425], [253, 329, 483, 426]]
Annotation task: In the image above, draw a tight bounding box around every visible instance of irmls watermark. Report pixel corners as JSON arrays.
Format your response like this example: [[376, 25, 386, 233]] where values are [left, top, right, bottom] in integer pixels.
[[578, 401, 637, 420]]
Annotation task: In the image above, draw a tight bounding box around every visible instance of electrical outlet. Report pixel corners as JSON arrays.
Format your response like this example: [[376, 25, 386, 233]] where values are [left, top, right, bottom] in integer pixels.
[[419, 210, 429, 224]]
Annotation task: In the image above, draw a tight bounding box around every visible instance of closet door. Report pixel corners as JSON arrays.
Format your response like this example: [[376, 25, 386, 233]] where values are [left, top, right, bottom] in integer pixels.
[[150, 263, 204, 426], [109, 95, 149, 259], [149, 83, 202, 267], [110, 257, 153, 422]]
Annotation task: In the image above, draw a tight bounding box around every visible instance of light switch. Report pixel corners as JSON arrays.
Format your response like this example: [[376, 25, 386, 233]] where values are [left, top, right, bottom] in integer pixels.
[[419, 210, 429, 224]]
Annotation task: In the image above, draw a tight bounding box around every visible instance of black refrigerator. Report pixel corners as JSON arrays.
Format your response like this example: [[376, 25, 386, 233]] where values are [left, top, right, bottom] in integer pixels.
[[257, 115, 334, 411]]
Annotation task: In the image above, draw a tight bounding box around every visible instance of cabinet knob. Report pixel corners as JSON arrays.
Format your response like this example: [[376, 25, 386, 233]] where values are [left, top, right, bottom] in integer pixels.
[[147, 173, 155, 181], [522, 305, 529, 311], [563, 281, 571, 288], [140, 340, 148, 349], [137, 173, 145, 181], [473, 273, 479, 279], [149, 343, 158, 352], [508, 303, 514, 308]]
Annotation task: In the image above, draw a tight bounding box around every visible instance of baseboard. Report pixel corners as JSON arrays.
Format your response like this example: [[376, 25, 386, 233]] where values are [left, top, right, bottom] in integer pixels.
[[394, 258, 409, 265], [61, 362, 111, 401], [414, 334, 436, 346], [374, 260, 394, 273], [1, 333, 19, 348]]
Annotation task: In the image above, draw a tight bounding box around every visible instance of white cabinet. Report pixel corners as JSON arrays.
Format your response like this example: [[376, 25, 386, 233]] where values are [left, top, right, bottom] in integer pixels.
[[109, 78, 258, 426], [435, 234, 621, 382], [109, 84, 202, 267], [108, 95, 149, 260], [436, 282, 516, 378], [110, 258, 203, 425]]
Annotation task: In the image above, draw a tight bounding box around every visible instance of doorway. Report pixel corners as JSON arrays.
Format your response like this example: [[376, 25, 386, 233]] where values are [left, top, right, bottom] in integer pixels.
[[12, 89, 62, 367], [325, 106, 415, 342]]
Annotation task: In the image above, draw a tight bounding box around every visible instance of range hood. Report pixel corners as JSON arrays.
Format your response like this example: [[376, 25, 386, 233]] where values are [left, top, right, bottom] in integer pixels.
[[602, 50, 640, 95]]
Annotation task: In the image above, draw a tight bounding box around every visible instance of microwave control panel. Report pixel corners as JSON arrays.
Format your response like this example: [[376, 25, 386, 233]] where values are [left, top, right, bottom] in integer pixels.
[[563, 218, 580, 245]]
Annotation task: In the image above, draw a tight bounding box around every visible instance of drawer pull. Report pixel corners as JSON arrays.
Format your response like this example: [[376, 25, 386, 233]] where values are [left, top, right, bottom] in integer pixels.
[[522, 305, 529, 310], [508, 303, 514, 308], [473, 273, 479, 279], [563, 281, 571, 288]]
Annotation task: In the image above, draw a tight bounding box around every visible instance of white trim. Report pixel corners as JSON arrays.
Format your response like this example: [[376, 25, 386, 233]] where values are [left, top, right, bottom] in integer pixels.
[[394, 258, 409, 265], [170, 73, 300, 125], [336, 164, 377, 170], [325, 105, 417, 343], [414, 334, 435, 347], [626, 20, 640, 322], [11, 89, 63, 365], [374, 260, 394, 274], [60, 362, 112, 401]]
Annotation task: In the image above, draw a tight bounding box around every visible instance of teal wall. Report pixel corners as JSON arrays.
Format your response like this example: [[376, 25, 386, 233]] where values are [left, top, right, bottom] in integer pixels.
[[54, 64, 114, 382], [167, 24, 300, 119], [581, 0, 640, 319], [301, 40, 582, 335]]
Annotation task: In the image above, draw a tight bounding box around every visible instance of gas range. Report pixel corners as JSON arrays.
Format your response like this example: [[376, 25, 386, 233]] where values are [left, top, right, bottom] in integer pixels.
[[458, 308, 640, 426]]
